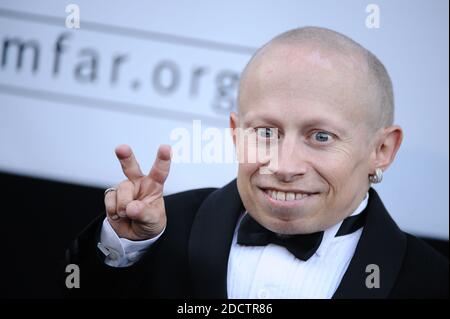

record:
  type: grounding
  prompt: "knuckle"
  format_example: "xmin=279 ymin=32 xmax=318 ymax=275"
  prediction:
xmin=117 ymin=180 xmax=134 ymax=195
xmin=119 ymin=179 xmax=132 ymax=188
xmin=116 ymin=198 xmax=128 ymax=211
xmin=105 ymin=197 xmax=115 ymax=209
xmin=104 ymin=193 xmax=116 ymax=213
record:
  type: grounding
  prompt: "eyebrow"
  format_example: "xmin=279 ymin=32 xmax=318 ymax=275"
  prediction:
xmin=241 ymin=113 xmax=284 ymax=128
xmin=301 ymin=119 xmax=348 ymax=135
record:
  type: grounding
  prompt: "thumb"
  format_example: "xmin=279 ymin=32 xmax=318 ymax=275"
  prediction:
xmin=125 ymin=199 xmax=165 ymax=224
xmin=125 ymin=199 xmax=166 ymax=238
xmin=125 ymin=200 xmax=146 ymax=220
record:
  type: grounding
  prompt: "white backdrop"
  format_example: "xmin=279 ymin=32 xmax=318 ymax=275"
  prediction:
xmin=0 ymin=0 xmax=448 ymax=239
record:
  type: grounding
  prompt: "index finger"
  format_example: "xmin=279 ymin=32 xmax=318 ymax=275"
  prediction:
xmin=115 ymin=144 xmax=144 ymax=182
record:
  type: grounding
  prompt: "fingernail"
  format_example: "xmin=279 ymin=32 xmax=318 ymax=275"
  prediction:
xmin=118 ymin=211 xmax=126 ymax=217
xmin=111 ymin=214 xmax=119 ymax=221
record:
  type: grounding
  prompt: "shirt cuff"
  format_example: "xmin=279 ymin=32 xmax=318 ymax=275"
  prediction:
xmin=98 ymin=217 xmax=164 ymax=267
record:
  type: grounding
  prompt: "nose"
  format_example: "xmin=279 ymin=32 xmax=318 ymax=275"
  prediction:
xmin=270 ymin=134 xmax=308 ymax=182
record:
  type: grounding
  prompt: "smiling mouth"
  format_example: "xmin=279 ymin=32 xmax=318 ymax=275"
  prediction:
xmin=260 ymin=188 xmax=319 ymax=202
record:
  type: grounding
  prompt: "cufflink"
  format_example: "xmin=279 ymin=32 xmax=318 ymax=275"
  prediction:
xmin=97 ymin=242 xmax=120 ymax=261
xmin=97 ymin=242 xmax=110 ymax=256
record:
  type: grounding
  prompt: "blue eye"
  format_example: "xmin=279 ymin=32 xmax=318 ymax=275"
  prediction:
xmin=314 ymin=131 xmax=331 ymax=142
xmin=257 ymin=128 xmax=276 ymax=139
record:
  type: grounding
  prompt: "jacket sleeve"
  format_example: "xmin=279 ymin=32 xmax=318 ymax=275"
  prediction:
xmin=62 ymin=187 xmax=217 ymax=298
xmin=62 ymin=212 xmax=162 ymax=298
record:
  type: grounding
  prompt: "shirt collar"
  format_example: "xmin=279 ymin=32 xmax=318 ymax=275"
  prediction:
xmin=315 ymin=192 xmax=369 ymax=258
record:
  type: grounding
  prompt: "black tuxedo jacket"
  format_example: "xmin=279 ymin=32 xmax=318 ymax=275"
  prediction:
xmin=65 ymin=179 xmax=448 ymax=298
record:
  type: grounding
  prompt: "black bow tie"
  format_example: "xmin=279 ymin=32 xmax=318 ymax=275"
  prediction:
xmin=237 ymin=209 xmax=367 ymax=261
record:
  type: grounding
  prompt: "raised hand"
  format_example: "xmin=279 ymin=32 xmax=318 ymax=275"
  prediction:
xmin=104 ymin=144 xmax=171 ymax=240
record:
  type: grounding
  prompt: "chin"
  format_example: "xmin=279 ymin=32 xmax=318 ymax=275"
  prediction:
xmin=260 ymin=215 xmax=316 ymax=235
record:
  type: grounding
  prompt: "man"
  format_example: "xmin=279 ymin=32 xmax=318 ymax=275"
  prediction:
xmin=65 ymin=27 xmax=448 ymax=298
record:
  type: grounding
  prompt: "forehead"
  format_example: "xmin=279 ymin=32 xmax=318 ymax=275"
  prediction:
xmin=239 ymin=44 xmax=369 ymax=129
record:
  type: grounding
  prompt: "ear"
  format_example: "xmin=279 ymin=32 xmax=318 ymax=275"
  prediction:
xmin=230 ymin=112 xmax=239 ymax=146
xmin=370 ymin=125 xmax=403 ymax=173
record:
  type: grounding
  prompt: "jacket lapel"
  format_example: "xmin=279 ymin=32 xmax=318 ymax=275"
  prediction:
xmin=332 ymin=188 xmax=407 ymax=298
xmin=188 ymin=179 xmax=244 ymax=298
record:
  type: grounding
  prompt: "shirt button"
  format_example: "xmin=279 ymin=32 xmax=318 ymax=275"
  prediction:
xmin=258 ymin=289 xmax=269 ymax=299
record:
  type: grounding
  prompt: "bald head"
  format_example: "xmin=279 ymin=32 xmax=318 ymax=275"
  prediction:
xmin=238 ymin=27 xmax=394 ymax=133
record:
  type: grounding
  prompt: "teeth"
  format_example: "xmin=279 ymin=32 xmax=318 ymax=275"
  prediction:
xmin=295 ymin=193 xmax=304 ymax=200
xmin=276 ymin=191 xmax=285 ymax=201
xmin=266 ymin=189 xmax=312 ymax=201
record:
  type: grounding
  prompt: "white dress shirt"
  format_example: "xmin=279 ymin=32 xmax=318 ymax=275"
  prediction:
xmin=99 ymin=194 xmax=368 ymax=298
xmin=98 ymin=219 xmax=164 ymax=267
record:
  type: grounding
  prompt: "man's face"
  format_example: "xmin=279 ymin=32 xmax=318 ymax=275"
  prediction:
xmin=233 ymin=44 xmax=375 ymax=234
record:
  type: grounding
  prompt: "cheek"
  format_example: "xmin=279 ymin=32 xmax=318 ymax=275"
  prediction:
xmin=237 ymin=140 xmax=266 ymax=165
xmin=314 ymin=149 xmax=368 ymax=191
xmin=238 ymin=162 xmax=259 ymax=183
xmin=237 ymin=142 xmax=269 ymax=179
xmin=237 ymin=164 xmax=263 ymax=212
